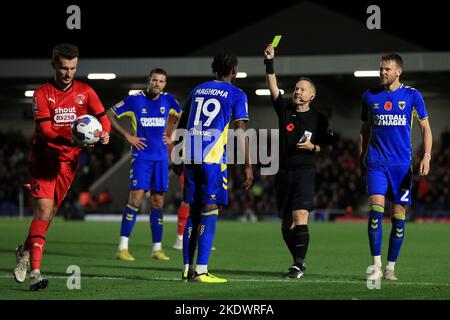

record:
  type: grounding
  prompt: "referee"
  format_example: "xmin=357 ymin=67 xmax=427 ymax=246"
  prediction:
xmin=264 ymin=43 xmax=333 ymax=279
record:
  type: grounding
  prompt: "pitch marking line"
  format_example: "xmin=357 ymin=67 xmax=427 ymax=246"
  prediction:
xmin=1 ymin=274 xmax=450 ymax=287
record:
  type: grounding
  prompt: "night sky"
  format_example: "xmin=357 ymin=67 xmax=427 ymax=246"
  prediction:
xmin=0 ymin=0 xmax=447 ymax=58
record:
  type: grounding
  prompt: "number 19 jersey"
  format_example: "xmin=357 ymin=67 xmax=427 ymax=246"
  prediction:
xmin=183 ymin=80 xmax=249 ymax=164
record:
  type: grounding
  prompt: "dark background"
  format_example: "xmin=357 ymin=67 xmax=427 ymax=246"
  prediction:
xmin=0 ymin=0 xmax=446 ymax=58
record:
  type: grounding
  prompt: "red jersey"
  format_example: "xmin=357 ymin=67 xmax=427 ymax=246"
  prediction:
xmin=31 ymin=80 xmax=109 ymax=161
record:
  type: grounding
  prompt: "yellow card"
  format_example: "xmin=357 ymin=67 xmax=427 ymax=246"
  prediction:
xmin=272 ymin=35 xmax=282 ymax=48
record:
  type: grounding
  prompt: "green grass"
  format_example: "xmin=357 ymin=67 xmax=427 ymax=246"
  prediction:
xmin=0 ymin=218 xmax=449 ymax=300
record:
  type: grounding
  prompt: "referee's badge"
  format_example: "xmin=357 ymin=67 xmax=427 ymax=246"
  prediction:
xmin=160 ymin=106 xmax=166 ymax=114
xmin=398 ymin=101 xmax=406 ymax=110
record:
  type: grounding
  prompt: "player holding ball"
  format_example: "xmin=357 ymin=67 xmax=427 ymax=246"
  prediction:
xmin=13 ymin=43 xmax=111 ymax=291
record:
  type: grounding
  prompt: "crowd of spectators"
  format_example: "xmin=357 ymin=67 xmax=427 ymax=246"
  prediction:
xmin=411 ymin=127 xmax=450 ymax=218
xmin=0 ymin=129 xmax=30 ymax=216
xmin=2 ymin=127 xmax=449 ymax=220
xmin=0 ymin=129 xmax=124 ymax=218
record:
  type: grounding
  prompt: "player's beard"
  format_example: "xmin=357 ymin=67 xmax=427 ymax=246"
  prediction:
xmin=146 ymin=87 xmax=160 ymax=98
xmin=380 ymin=76 xmax=391 ymax=87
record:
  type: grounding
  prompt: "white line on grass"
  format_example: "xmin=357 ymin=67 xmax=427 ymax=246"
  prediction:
xmin=1 ymin=274 xmax=450 ymax=287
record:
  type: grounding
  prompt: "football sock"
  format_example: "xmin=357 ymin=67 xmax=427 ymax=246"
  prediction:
xmin=388 ymin=212 xmax=406 ymax=263
xmin=26 ymin=219 xmax=49 ymax=271
xmin=196 ymin=264 xmax=208 ymax=275
xmin=197 ymin=209 xmax=218 ymax=265
xmin=118 ymin=236 xmax=129 ymax=250
xmin=368 ymin=204 xmax=384 ymax=258
xmin=150 ymin=208 xmax=163 ymax=244
xmin=386 ymin=261 xmax=396 ymax=271
xmin=177 ymin=203 xmax=189 ymax=237
xmin=373 ymin=255 xmax=382 ymax=268
xmin=281 ymin=227 xmax=296 ymax=261
xmin=293 ymin=224 xmax=309 ymax=267
xmin=120 ymin=203 xmax=139 ymax=238
xmin=153 ymin=242 xmax=162 ymax=251
xmin=183 ymin=216 xmax=200 ymax=266
xmin=182 ymin=217 xmax=193 ymax=266
xmin=184 ymin=264 xmax=194 ymax=273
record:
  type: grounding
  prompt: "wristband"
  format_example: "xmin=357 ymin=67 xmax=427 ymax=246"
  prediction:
xmin=424 ymin=153 xmax=431 ymax=159
xmin=264 ymin=59 xmax=274 ymax=74
xmin=312 ymin=144 xmax=317 ymax=152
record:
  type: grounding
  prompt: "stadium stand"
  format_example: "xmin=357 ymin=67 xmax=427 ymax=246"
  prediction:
xmin=2 ymin=127 xmax=449 ymax=221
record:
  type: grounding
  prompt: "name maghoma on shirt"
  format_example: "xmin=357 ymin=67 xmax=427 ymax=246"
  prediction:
xmin=195 ymin=88 xmax=229 ymax=98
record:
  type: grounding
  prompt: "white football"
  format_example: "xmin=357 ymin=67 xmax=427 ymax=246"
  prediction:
xmin=71 ymin=114 xmax=103 ymax=145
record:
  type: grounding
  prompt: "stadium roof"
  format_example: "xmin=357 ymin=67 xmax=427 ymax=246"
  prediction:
xmin=1 ymin=1 xmax=450 ymax=126
xmin=191 ymin=1 xmax=425 ymax=56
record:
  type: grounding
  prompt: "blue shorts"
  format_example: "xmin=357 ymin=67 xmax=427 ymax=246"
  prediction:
xmin=130 ymin=158 xmax=168 ymax=192
xmin=183 ymin=163 xmax=228 ymax=205
xmin=366 ymin=164 xmax=412 ymax=205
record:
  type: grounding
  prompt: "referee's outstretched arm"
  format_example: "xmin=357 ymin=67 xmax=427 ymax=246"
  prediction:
xmin=264 ymin=44 xmax=280 ymax=100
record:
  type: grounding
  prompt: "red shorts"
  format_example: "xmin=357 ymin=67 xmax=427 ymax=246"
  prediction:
xmin=28 ymin=156 xmax=79 ymax=208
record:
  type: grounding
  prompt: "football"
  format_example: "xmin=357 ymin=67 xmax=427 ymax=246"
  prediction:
xmin=71 ymin=114 xmax=103 ymax=145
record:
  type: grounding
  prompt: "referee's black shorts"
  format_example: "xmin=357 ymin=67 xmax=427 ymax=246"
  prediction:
xmin=275 ymin=167 xmax=315 ymax=219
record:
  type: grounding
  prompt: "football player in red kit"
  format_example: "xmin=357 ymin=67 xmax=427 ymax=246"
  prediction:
xmin=13 ymin=43 xmax=111 ymax=291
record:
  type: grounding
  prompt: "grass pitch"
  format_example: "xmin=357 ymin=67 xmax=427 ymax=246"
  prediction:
xmin=0 ymin=218 xmax=449 ymax=300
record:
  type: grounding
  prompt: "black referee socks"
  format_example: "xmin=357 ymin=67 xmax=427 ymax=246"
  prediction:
xmin=293 ymin=224 xmax=310 ymax=267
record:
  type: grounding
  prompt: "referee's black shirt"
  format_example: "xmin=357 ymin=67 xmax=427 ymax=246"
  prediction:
xmin=272 ymin=92 xmax=330 ymax=168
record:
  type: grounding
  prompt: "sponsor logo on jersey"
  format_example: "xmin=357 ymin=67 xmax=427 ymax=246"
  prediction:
xmin=384 ymin=101 xmax=392 ymax=111
xmin=140 ymin=117 xmax=166 ymax=127
xmin=113 ymin=101 xmax=125 ymax=109
xmin=75 ymin=94 xmax=86 ymax=105
xmin=160 ymin=106 xmax=165 ymax=114
xmin=398 ymin=101 xmax=406 ymax=110
xmin=53 ymin=106 xmax=77 ymax=124
xmin=188 ymin=127 xmax=212 ymax=137
xmin=373 ymin=114 xmax=407 ymax=126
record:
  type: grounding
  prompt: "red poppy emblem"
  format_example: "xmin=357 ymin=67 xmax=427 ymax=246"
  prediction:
xmin=286 ymin=123 xmax=295 ymax=132
xmin=384 ymin=101 xmax=392 ymax=111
